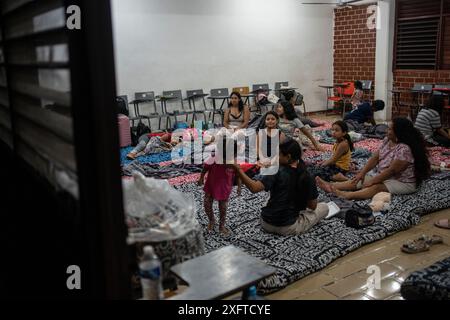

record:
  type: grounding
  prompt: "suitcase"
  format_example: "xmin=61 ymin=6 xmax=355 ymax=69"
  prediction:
xmin=118 ymin=114 xmax=132 ymax=147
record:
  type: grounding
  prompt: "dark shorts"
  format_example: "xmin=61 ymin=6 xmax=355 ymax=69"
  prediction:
xmin=316 ymin=165 xmax=348 ymax=181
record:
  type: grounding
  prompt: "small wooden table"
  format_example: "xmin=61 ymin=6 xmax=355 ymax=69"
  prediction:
xmin=168 ymin=245 xmax=276 ymax=300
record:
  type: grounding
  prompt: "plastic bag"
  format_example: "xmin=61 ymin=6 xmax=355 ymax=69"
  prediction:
xmin=123 ymin=171 xmax=199 ymax=242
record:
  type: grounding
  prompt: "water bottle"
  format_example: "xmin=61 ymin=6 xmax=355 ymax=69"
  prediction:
xmin=139 ymin=245 xmax=163 ymax=300
xmin=247 ymin=285 xmax=264 ymax=300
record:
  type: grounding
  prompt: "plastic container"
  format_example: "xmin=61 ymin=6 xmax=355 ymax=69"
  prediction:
xmin=139 ymin=245 xmax=163 ymax=300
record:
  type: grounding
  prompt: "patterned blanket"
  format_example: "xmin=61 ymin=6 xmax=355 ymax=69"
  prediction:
xmin=175 ymin=175 xmax=450 ymax=294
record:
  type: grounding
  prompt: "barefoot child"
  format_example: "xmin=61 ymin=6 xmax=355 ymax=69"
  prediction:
xmin=198 ymin=138 xmax=241 ymax=235
xmin=317 ymin=120 xmax=354 ymax=182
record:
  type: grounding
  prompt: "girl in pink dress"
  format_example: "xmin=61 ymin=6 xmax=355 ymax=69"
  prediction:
xmin=198 ymin=139 xmax=241 ymax=235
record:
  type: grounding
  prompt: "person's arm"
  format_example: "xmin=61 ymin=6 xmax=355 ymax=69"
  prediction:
xmin=237 ymin=176 xmax=242 ymax=196
xmin=437 ymin=127 xmax=450 ymax=139
xmin=300 ymin=127 xmax=323 ymax=151
xmin=352 ymin=151 xmax=379 ymax=184
xmin=365 ymin=159 xmax=409 ymax=187
xmin=321 ymin=141 xmax=349 ymax=166
xmin=231 ymin=165 xmax=265 ymax=193
xmin=238 ymin=105 xmax=250 ymax=129
xmin=368 ymin=117 xmax=377 ymax=126
xmin=223 ymin=108 xmax=230 ymax=129
xmin=307 ymin=199 xmax=318 ymax=211
xmin=197 ymin=167 xmax=208 ymax=185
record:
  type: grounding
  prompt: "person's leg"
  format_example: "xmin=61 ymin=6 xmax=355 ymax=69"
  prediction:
xmin=316 ymin=176 xmax=358 ymax=193
xmin=204 ymin=193 xmax=215 ymax=231
xmin=294 ymin=203 xmax=329 ymax=234
xmin=332 ymin=183 xmax=388 ymax=200
xmin=128 ymin=134 xmax=150 ymax=158
xmin=331 ymin=172 xmax=349 ymax=182
xmin=218 ymin=200 xmax=230 ymax=235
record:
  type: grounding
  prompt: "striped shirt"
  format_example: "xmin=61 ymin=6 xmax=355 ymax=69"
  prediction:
xmin=414 ymin=108 xmax=441 ymax=141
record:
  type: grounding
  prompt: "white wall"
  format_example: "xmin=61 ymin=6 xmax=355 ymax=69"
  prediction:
xmin=111 ymin=0 xmax=334 ymax=117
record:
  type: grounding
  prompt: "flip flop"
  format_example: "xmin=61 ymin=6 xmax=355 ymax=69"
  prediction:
xmin=435 ymin=219 xmax=450 ymax=230
xmin=401 ymin=239 xmax=429 ymax=254
xmin=418 ymin=234 xmax=444 ymax=245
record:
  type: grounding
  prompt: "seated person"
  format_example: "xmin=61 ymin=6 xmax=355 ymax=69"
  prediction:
xmin=415 ymin=95 xmax=450 ymax=148
xmin=282 ymin=90 xmax=320 ymax=128
xmin=316 ymin=118 xmax=430 ymax=200
xmin=229 ymin=139 xmax=328 ymax=236
xmin=350 ymin=80 xmax=364 ymax=109
xmin=344 ymin=100 xmax=385 ymax=126
xmin=223 ymin=91 xmax=250 ymax=130
xmin=276 ymin=100 xmax=324 ymax=151
xmin=318 ymin=120 xmax=354 ymax=182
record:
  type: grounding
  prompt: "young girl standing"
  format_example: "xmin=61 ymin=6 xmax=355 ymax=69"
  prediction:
xmin=198 ymin=138 xmax=241 ymax=235
xmin=318 ymin=120 xmax=354 ymax=182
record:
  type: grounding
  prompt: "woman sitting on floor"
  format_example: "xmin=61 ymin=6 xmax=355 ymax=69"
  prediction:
xmin=229 ymin=139 xmax=329 ymax=236
xmin=223 ymin=91 xmax=250 ymax=130
xmin=281 ymin=90 xmax=320 ymax=128
xmin=276 ymin=100 xmax=324 ymax=151
xmin=316 ymin=117 xmax=431 ymax=200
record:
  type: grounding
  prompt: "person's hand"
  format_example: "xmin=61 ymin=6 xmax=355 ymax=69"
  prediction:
xmin=352 ymin=172 xmax=365 ymax=185
xmin=197 ymin=177 xmax=204 ymax=186
xmin=315 ymin=144 xmax=325 ymax=152
xmin=237 ymin=186 xmax=242 ymax=197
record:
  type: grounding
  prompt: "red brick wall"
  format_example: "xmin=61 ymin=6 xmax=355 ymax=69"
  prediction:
xmin=334 ymin=5 xmax=376 ymax=100
xmin=393 ymin=70 xmax=450 ymax=117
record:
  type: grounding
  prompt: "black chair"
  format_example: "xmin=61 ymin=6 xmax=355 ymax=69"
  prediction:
xmin=158 ymin=90 xmax=190 ymax=130
xmin=185 ymin=89 xmax=209 ymax=122
xmin=129 ymin=91 xmax=159 ymax=129
xmin=208 ymin=88 xmax=229 ymax=124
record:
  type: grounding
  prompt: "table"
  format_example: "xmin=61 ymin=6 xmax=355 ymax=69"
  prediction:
xmin=168 ymin=245 xmax=276 ymax=300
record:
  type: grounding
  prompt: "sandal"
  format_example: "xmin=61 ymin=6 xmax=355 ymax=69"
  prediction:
xmin=418 ymin=234 xmax=444 ymax=245
xmin=435 ymin=219 xmax=450 ymax=230
xmin=401 ymin=239 xmax=429 ymax=254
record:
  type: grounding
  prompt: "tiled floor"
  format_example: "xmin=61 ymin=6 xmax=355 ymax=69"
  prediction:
xmin=267 ymin=208 xmax=450 ymax=300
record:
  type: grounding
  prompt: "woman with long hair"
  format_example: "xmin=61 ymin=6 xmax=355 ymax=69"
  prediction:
xmin=276 ymin=100 xmax=323 ymax=151
xmin=316 ymin=117 xmax=430 ymax=200
xmin=223 ymin=91 xmax=250 ymax=130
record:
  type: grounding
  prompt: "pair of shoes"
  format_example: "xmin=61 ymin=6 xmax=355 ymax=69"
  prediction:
xmin=401 ymin=234 xmax=444 ymax=254
xmin=435 ymin=219 xmax=450 ymax=229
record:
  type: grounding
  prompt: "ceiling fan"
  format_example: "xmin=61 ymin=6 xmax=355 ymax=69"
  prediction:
xmin=301 ymin=0 xmax=367 ymax=8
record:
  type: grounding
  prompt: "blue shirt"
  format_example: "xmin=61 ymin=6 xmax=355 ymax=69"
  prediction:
xmin=344 ymin=102 xmax=373 ymax=124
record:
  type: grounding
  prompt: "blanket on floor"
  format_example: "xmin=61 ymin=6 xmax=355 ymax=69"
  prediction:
xmin=174 ymin=175 xmax=450 ymax=295
xmin=401 ymin=256 xmax=450 ymax=300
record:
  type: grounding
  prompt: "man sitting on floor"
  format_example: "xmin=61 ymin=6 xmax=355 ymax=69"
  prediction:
xmin=344 ymin=100 xmax=385 ymax=127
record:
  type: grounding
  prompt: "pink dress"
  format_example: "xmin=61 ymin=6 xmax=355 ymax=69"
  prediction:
xmin=203 ymin=163 xmax=235 ymax=201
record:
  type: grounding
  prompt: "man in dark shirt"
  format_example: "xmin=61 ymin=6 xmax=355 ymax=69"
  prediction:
xmin=230 ymin=139 xmax=328 ymax=235
xmin=344 ymin=100 xmax=385 ymax=125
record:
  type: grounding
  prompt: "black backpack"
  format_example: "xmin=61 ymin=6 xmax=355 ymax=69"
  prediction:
xmin=131 ymin=121 xmax=151 ymax=146
xmin=116 ymin=97 xmax=129 ymax=116
xmin=343 ymin=203 xmax=375 ymax=229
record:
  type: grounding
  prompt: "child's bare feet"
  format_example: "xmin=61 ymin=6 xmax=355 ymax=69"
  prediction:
xmin=207 ymin=220 xmax=215 ymax=232
xmin=330 ymin=185 xmax=350 ymax=199
xmin=332 ymin=173 xmax=348 ymax=182
xmin=219 ymin=226 xmax=230 ymax=236
xmin=315 ymin=176 xmax=333 ymax=193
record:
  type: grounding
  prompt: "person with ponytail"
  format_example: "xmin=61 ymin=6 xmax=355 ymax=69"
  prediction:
xmin=229 ymin=139 xmax=329 ymax=235
xmin=316 ymin=117 xmax=431 ymax=200
xmin=317 ymin=120 xmax=354 ymax=182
